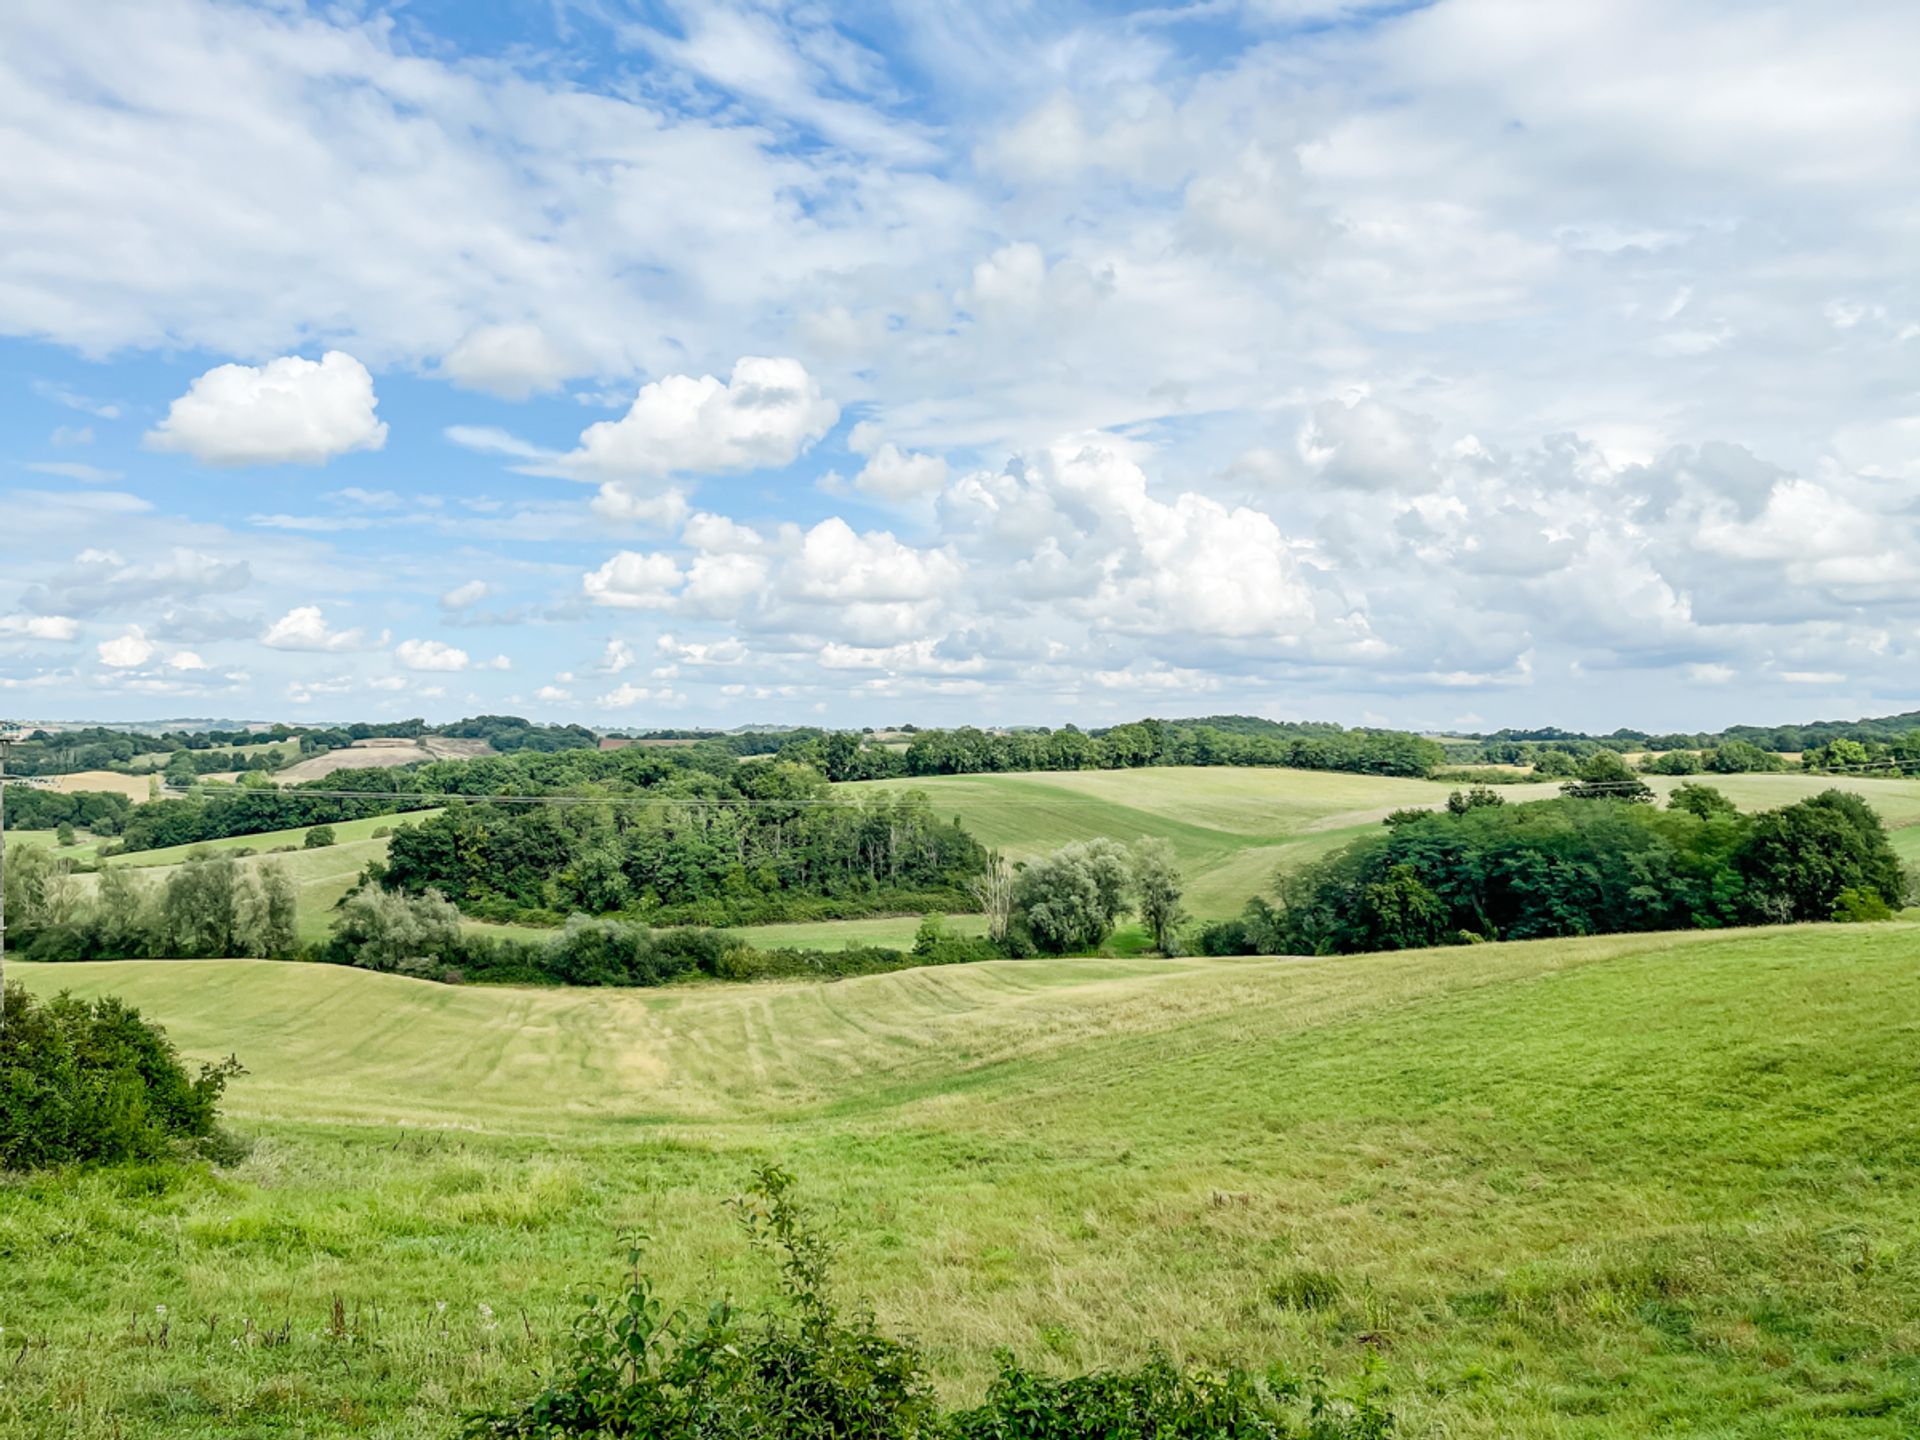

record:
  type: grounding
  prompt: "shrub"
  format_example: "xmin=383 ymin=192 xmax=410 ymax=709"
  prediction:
xmin=464 ymin=1168 xmax=1394 ymax=1440
xmin=0 ymin=983 xmax=244 ymax=1170
xmin=304 ymin=824 xmax=337 ymax=849
xmin=1831 ymin=886 xmax=1895 ymax=923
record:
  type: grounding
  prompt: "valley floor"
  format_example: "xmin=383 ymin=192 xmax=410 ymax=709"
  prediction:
xmin=9 ymin=922 xmax=1920 ymax=1437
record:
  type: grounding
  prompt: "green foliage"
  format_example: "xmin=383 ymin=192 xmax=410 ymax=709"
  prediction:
xmin=1 ymin=784 xmax=133 ymax=834
xmin=13 ymin=853 xmax=302 ymax=962
xmin=1558 ymin=751 xmax=1654 ymax=803
xmin=303 ymin=824 xmax=337 ymax=849
xmin=1131 ymin=837 xmax=1188 ymax=954
xmin=464 ymin=1168 xmax=1392 ymax=1440
xmin=1445 ymin=786 xmax=1505 ymax=814
xmin=1261 ymin=789 xmax=1905 ymax=954
xmin=0 ymin=982 xmax=243 ymax=1170
xmin=379 ymin=770 xmax=986 ymax=926
xmin=1733 ymin=790 xmax=1905 ymax=923
xmin=1831 ymin=887 xmax=1895 ymax=923
xmin=1011 ymin=839 xmax=1134 ymax=954
xmin=1668 ymin=782 xmax=1738 ymax=819
xmin=1706 ymin=739 xmax=1788 ymax=774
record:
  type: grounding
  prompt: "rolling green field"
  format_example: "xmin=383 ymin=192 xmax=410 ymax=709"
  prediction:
xmin=18 ymin=766 xmax=1920 ymax=951
xmin=842 ymin=766 xmax=1920 ymax=920
xmin=9 ymin=922 xmax=1920 ymax=1437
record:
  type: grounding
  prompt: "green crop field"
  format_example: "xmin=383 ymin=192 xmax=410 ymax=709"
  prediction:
xmin=9 ymin=922 xmax=1920 ymax=1437
xmin=839 ymin=766 xmax=1920 ymax=920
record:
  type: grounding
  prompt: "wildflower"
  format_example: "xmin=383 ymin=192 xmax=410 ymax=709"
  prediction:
xmin=155 ymin=1305 xmax=168 ymax=1318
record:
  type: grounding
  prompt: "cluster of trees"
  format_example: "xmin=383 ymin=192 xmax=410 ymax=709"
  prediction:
xmin=1199 ymin=786 xmax=1907 ymax=956
xmin=1636 ymin=739 xmax=1790 ymax=776
xmin=4 ymin=848 xmax=300 ymax=963
xmin=318 ymin=889 xmax=1007 ymax=987
xmin=1 ymin=785 xmax=134 ymax=834
xmin=1467 ymin=707 xmax=1920 ymax=760
xmin=1 ymin=983 xmax=244 ymax=1170
xmin=985 ymin=837 xmax=1187 ymax=954
xmin=0 ymin=724 xmax=298 ymax=778
xmin=785 ymin=717 xmax=1446 ymax=783
xmin=115 ymin=770 xmax=438 ymax=852
xmin=375 ymin=764 xmax=988 ymax=926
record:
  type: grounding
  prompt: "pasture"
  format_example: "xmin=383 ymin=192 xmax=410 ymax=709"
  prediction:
xmin=20 ymin=765 xmax=1920 ymax=951
xmin=8 ymin=921 xmax=1920 ymax=1437
xmin=841 ymin=766 xmax=1920 ymax=920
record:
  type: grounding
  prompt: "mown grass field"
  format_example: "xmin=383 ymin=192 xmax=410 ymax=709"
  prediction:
xmin=9 ymin=922 xmax=1920 ymax=1437
xmin=842 ymin=766 xmax=1920 ymax=920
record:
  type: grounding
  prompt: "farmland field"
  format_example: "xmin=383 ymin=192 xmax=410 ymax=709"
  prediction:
xmin=840 ymin=766 xmax=1920 ymax=920
xmin=10 ymin=921 xmax=1920 ymax=1437
xmin=25 ymin=766 xmax=1920 ymax=950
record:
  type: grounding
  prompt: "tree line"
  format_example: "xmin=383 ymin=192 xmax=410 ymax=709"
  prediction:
xmin=784 ymin=718 xmax=1448 ymax=782
xmin=374 ymin=763 xmax=988 ymax=927
xmin=1199 ymin=784 xmax=1908 ymax=956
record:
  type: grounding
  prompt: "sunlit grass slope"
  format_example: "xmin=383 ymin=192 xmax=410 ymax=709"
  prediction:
xmin=843 ymin=766 xmax=1920 ymax=919
xmin=10 ymin=922 xmax=1920 ymax=1437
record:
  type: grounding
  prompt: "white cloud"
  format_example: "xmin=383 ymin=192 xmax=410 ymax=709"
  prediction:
xmin=261 ymin=605 xmax=371 ymax=653
xmin=441 ymin=580 xmax=493 ymax=609
xmin=441 ymin=323 xmax=575 ymax=399
xmin=567 ymin=358 xmax=838 ymax=477
xmin=97 ymin=625 xmax=153 ymax=667
xmin=1299 ymin=396 xmax=1438 ymax=492
xmin=535 ymin=684 xmax=574 ymax=703
xmin=166 ymin=650 xmax=208 ymax=671
xmin=0 ymin=614 xmax=79 ymax=641
xmin=583 ymin=551 xmax=684 ymax=609
xmin=851 ymin=441 xmax=949 ymax=501
xmin=591 ymin=483 xmax=692 ymax=528
xmin=786 ymin=518 xmax=959 ymax=603
xmin=25 ymin=461 xmax=123 ymax=483
xmin=146 ymin=351 xmax=387 ymax=466
xmin=395 ymin=638 xmax=471 ymax=672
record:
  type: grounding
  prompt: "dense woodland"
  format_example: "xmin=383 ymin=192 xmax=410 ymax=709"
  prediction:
xmin=1201 ymin=785 xmax=1907 ymax=956
xmin=377 ymin=765 xmax=988 ymax=926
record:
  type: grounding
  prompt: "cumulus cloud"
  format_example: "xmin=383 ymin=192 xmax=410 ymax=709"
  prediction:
xmin=0 ymin=614 xmax=79 ymax=641
xmin=583 ymin=551 xmax=684 ymax=609
xmin=441 ymin=323 xmax=575 ymax=399
xmin=97 ymin=625 xmax=153 ymax=667
xmin=395 ymin=638 xmax=472 ymax=672
xmin=261 ymin=605 xmax=372 ymax=652
xmin=567 ymin=358 xmax=838 ymax=477
xmin=851 ymin=441 xmax=949 ymax=501
xmin=146 ymin=351 xmax=387 ymax=466
xmin=441 ymin=580 xmax=493 ymax=610
xmin=1299 ymin=396 xmax=1438 ymax=492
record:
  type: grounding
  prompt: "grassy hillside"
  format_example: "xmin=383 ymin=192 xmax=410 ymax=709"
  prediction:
xmin=9 ymin=923 xmax=1920 ymax=1437
xmin=22 ymin=767 xmax=1919 ymax=952
xmin=841 ymin=766 xmax=1920 ymax=920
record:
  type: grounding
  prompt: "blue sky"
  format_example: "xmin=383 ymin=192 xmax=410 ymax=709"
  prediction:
xmin=3 ymin=0 xmax=1918 ymax=733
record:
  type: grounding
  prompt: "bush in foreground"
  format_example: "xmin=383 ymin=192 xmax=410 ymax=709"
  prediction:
xmin=465 ymin=1167 xmax=1391 ymax=1440
xmin=0 ymin=982 xmax=244 ymax=1170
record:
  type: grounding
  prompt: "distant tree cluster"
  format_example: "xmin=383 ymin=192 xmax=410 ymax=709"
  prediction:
xmin=1198 ymin=787 xmax=1907 ymax=956
xmin=4 ymin=849 xmax=299 ymax=962
xmin=0 ymin=724 xmax=297 ymax=778
xmin=1 ymin=785 xmax=134 ymax=834
xmin=784 ymin=717 xmax=1446 ymax=782
xmin=376 ymin=763 xmax=988 ymax=927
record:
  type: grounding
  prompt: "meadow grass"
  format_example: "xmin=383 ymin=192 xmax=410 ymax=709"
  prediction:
xmin=7 ymin=922 xmax=1920 ymax=1437
xmin=21 ymin=767 xmax=1920 ymax=950
xmin=841 ymin=766 xmax=1920 ymax=919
